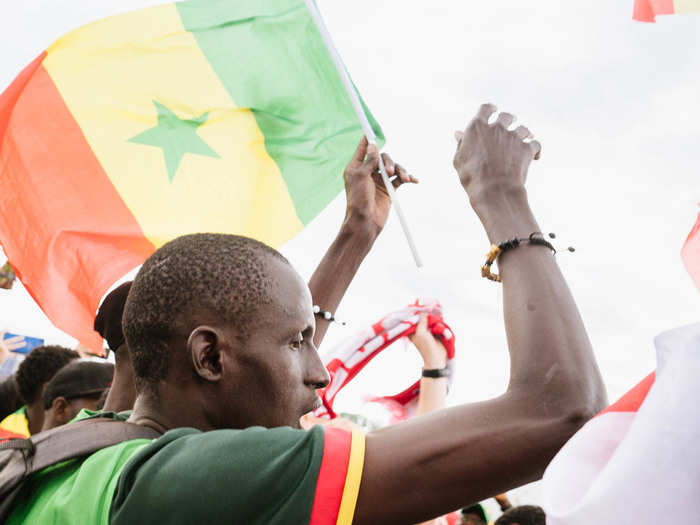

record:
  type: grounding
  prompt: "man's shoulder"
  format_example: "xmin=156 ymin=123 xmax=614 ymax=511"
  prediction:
xmin=7 ymin=429 xmax=153 ymax=525
xmin=110 ymin=425 xmax=332 ymax=524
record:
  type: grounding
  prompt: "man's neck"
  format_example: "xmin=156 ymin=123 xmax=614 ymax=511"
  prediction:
xmin=25 ymin=401 xmax=44 ymax=435
xmin=127 ymin=385 xmax=216 ymax=433
xmin=102 ymin=347 xmax=136 ymax=412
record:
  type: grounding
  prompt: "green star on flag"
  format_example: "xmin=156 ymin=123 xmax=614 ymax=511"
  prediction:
xmin=129 ymin=100 xmax=220 ymax=181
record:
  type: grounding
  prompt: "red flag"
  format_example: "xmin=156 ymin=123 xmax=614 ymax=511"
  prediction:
xmin=634 ymin=0 xmax=700 ymax=22
xmin=681 ymin=209 xmax=700 ymax=292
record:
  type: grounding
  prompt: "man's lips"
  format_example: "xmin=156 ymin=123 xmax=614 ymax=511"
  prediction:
xmin=305 ymin=394 xmax=322 ymax=414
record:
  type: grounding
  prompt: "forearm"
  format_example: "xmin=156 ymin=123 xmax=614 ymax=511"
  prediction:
xmin=356 ymin=192 xmax=606 ymax=524
xmin=474 ymin=189 xmax=606 ymax=413
xmin=308 ymin=218 xmax=376 ymax=347
xmin=416 ymin=377 xmax=448 ymax=416
xmin=415 ymin=340 xmax=448 ymax=416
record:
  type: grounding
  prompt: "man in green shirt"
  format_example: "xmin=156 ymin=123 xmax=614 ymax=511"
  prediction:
xmin=7 ymin=106 xmax=606 ymax=524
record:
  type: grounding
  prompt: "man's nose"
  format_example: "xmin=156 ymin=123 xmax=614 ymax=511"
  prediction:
xmin=305 ymin=347 xmax=330 ymax=389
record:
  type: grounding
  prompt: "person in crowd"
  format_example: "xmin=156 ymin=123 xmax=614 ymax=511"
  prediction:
xmin=460 ymin=504 xmax=489 ymax=525
xmin=411 ymin=314 xmax=455 ymax=525
xmin=493 ymin=505 xmax=546 ymax=525
xmin=411 ymin=314 xmax=450 ymax=417
xmin=40 ymin=360 xmax=114 ymax=431
xmin=0 ymin=375 xmax=22 ymax=421
xmin=0 ymin=345 xmax=78 ymax=437
xmin=94 ymin=281 xmax=137 ymax=412
xmin=6 ymin=105 xmax=605 ymax=524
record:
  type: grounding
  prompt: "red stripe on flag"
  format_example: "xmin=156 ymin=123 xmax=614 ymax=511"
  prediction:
xmin=0 ymin=63 xmax=155 ymax=349
xmin=633 ymin=0 xmax=674 ymax=21
xmin=681 ymin=210 xmax=700 ymax=293
xmin=309 ymin=427 xmax=352 ymax=525
xmin=0 ymin=52 xmax=46 ymax=139
xmin=599 ymin=372 xmax=655 ymax=415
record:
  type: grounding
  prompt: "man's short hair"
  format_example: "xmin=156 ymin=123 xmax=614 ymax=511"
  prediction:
xmin=14 ymin=346 xmax=79 ymax=403
xmin=42 ymin=360 xmax=114 ymax=410
xmin=494 ymin=505 xmax=546 ymax=525
xmin=123 ymin=233 xmax=288 ymax=393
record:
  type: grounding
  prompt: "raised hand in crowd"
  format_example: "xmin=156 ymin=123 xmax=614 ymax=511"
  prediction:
xmin=0 ymin=331 xmax=26 ymax=380
xmin=352 ymin=105 xmax=606 ymax=524
xmin=309 ymin=137 xmax=417 ymax=346
xmin=409 ymin=315 xmax=449 ymax=416
xmin=0 ymin=331 xmax=26 ymax=361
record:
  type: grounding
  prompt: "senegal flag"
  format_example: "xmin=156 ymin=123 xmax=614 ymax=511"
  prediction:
xmin=634 ymin=0 xmax=700 ymax=21
xmin=0 ymin=0 xmax=383 ymax=348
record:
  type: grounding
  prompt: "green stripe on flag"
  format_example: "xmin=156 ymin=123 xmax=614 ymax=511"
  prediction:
xmin=176 ymin=0 xmax=384 ymax=225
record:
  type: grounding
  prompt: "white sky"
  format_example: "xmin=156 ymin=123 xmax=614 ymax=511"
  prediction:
xmin=1 ymin=0 xmax=699 ymax=509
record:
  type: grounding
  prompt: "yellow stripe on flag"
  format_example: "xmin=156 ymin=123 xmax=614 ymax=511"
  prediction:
xmin=674 ymin=0 xmax=700 ymax=12
xmin=336 ymin=428 xmax=365 ymax=525
xmin=43 ymin=3 xmax=303 ymax=249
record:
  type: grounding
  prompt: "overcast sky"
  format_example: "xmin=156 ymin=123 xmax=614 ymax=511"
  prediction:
xmin=1 ymin=0 xmax=699 ymax=508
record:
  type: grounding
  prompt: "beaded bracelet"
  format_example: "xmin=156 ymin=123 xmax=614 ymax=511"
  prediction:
xmin=482 ymin=232 xmax=573 ymax=283
xmin=313 ymin=305 xmax=346 ymax=325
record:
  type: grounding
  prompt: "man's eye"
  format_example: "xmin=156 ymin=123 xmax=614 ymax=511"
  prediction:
xmin=289 ymin=334 xmax=303 ymax=351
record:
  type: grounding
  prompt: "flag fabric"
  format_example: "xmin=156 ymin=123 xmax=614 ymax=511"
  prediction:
xmin=542 ymin=323 xmax=700 ymax=524
xmin=681 ymin=209 xmax=700 ymax=292
xmin=0 ymin=0 xmax=383 ymax=348
xmin=314 ymin=300 xmax=456 ymax=420
xmin=633 ymin=0 xmax=700 ymax=21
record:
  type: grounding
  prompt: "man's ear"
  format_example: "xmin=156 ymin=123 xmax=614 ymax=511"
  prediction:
xmin=187 ymin=326 xmax=226 ymax=383
xmin=52 ymin=396 xmax=71 ymax=424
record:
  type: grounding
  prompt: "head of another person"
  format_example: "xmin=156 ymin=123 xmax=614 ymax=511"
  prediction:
xmin=460 ymin=504 xmax=488 ymax=525
xmin=94 ymin=281 xmax=131 ymax=357
xmin=94 ymin=281 xmax=136 ymax=412
xmin=41 ymin=360 xmax=114 ymax=431
xmin=14 ymin=345 xmax=79 ymax=433
xmin=122 ymin=233 xmax=330 ymax=430
xmin=494 ymin=505 xmax=546 ymax=525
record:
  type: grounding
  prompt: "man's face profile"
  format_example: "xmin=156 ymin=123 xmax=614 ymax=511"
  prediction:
xmin=215 ymin=257 xmax=329 ymax=429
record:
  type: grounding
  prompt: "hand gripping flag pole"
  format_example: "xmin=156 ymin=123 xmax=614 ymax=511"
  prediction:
xmin=304 ymin=0 xmax=423 ymax=267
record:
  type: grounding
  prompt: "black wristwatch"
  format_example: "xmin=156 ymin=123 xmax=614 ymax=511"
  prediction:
xmin=422 ymin=367 xmax=450 ymax=378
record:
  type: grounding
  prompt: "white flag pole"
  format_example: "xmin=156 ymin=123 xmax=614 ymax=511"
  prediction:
xmin=304 ymin=0 xmax=423 ymax=268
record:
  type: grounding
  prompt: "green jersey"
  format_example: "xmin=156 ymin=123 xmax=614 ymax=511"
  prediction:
xmin=8 ymin=411 xmax=365 ymax=525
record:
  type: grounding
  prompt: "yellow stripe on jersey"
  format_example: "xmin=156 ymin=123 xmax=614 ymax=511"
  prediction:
xmin=336 ymin=428 xmax=366 ymax=525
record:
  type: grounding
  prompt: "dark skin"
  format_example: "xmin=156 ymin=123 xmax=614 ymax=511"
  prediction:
xmin=129 ymin=106 xmax=606 ymax=523
xmin=102 ymin=344 xmax=136 ymax=413
xmin=41 ymin=394 xmax=103 ymax=431
xmin=354 ymin=105 xmax=606 ymax=523
xmin=310 ymin=137 xmax=416 ymax=346
xmin=25 ymin=395 xmax=46 ymax=435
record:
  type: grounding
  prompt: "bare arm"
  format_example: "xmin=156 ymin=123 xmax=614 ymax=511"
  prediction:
xmin=310 ymin=138 xmax=416 ymax=347
xmin=354 ymin=104 xmax=606 ymax=524
xmin=411 ymin=316 xmax=450 ymax=525
xmin=411 ymin=316 xmax=449 ymax=416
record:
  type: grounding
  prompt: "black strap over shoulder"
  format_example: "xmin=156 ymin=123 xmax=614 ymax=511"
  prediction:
xmin=0 ymin=418 xmax=161 ymax=521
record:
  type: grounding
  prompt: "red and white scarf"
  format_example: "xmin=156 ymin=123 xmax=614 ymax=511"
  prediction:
xmin=315 ymin=300 xmax=456 ymax=420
